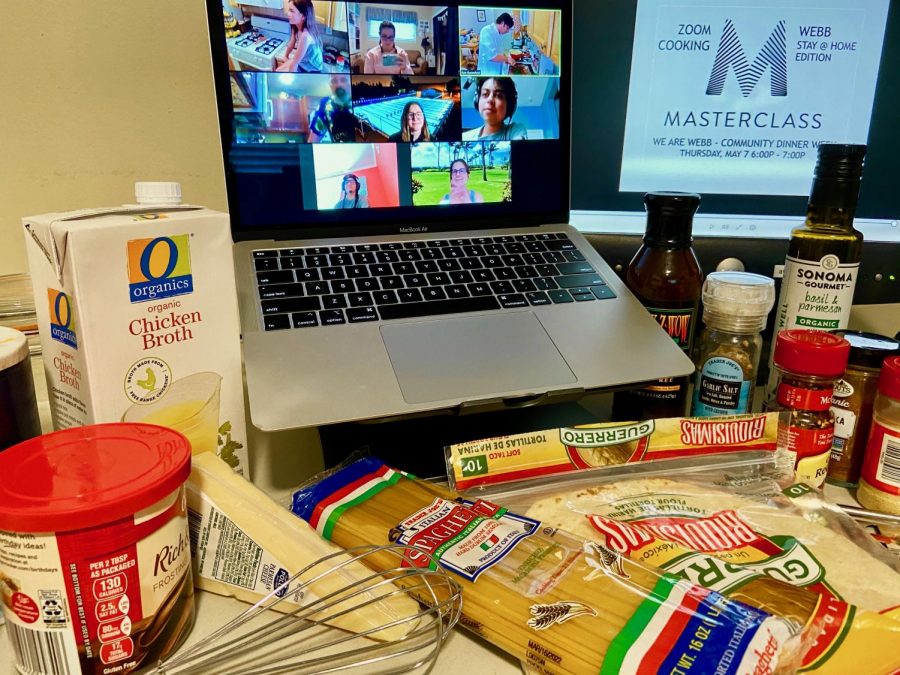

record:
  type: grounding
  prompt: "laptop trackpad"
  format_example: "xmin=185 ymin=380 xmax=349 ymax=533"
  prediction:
xmin=381 ymin=312 xmax=577 ymax=404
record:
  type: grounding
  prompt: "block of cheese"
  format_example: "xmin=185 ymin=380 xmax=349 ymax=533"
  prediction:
xmin=186 ymin=451 xmax=420 ymax=640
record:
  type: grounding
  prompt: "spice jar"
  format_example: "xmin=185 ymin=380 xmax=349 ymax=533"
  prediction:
xmin=691 ymin=272 xmax=775 ymax=417
xmin=0 ymin=325 xmax=41 ymax=450
xmin=765 ymin=329 xmax=850 ymax=487
xmin=858 ymin=356 xmax=900 ymax=514
xmin=827 ymin=331 xmax=900 ymax=487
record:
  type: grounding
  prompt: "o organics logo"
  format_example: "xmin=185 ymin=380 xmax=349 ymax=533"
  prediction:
xmin=48 ymin=289 xmax=77 ymax=348
xmin=127 ymin=235 xmax=193 ymax=303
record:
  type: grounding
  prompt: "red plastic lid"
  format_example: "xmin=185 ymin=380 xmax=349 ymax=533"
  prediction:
xmin=773 ymin=329 xmax=850 ymax=377
xmin=880 ymin=356 xmax=900 ymax=400
xmin=0 ymin=423 xmax=191 ymax=533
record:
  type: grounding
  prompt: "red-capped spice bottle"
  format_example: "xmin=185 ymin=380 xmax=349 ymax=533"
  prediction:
xmin=765 ymin=329 xmax=850 ymax=487
xmin=858 ymin=356 xmax=900 ymax=514
xmin=613 ymin=192 xmax=703 ymax=420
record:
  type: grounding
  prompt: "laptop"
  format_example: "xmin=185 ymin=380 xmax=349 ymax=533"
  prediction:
xmin=204 ymin=0 xmax=693 ymax=431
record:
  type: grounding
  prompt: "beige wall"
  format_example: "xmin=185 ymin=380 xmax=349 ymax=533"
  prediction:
xmin=0 ymin=1 xmax=227 ymax=275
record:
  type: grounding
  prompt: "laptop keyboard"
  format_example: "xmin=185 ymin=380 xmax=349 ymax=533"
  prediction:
xmin=252 ymin=233 xmax=616 ymax=330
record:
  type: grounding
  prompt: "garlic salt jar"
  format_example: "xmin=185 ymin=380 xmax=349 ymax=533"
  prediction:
xmin=0 ymin=423 xmax=194 ymax=674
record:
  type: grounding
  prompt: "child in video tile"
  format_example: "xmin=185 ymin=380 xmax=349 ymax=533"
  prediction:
xmin=462 ymin=77 xmax=527 ymax=141
xmin=388 ymin=101 xmax=431 ymax=142
xmin=439 ymin=160 xmax=485 ymax=204
xmin=309 ymin=74 xmax=355 ymax=142
xmin=477 ymin=13 xmax=515 ymax=75
xmin=334 ymin=174 xmax=369 ymax=209
xmin=276 ymin=0 xmax=324 ymax=73
xmin=364 ymin=21 xmax=414 ymax=74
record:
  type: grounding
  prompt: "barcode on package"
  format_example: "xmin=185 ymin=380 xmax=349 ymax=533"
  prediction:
xmin=876 ymin=438 xmax=900 ymax=488
xmin=8 ymin=622 xmax=72 ymax=675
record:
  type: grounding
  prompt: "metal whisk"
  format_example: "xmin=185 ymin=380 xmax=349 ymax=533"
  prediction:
xmin=157 ymin=545 xmax=463 ymax=675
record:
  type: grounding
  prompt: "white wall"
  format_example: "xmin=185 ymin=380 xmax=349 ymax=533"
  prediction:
xmin=0 ymin=1 xmax=227 ymax=276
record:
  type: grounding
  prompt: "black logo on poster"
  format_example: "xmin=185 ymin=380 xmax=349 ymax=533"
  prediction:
xmin=706 ymin=19 xmax=787 ymax=97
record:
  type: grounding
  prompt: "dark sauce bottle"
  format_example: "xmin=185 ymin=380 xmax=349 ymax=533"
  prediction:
xmin=613 ymin=192 xmax=704 ymax=420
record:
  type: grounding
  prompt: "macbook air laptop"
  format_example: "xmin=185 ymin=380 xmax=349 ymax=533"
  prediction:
xmin=204 ymin=0 xmax=693 ymax=431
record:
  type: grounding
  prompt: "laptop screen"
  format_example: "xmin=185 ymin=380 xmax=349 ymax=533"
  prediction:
xmin=206 ymin=1 xmax=571 ymax=241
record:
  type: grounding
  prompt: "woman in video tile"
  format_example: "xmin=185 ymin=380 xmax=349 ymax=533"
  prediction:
xmin=388 ymin=101 xmax=432 ymax=142
xmin=276 ymin=0 xmax=324 ymax=73
xmin=334 ymin=174 xmax=369 ymax=209
xmin=364 ymin=21 xmax=414 ymax=75
xmin=462 ymin=77 xmax=527 ymax=141
xmin=439 ymin=159 xmax=485 ymax=205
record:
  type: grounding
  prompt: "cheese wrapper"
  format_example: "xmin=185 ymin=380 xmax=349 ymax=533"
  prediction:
xmin=446 ymin=413 xmax=782 ymax=490
xmin=186 ymin=451 xmax=419 ymax=641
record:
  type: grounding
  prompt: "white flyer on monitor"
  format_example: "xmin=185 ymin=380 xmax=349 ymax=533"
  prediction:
xmin=619 ymin=0 xmax=889 ymax=196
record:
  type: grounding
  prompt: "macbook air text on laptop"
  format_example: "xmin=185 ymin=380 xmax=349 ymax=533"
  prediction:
xmin=204 ymin=0 xmax=693 ymax=430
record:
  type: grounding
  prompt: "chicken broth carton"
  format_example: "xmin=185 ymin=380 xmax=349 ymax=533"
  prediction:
xmin=23 ymin=184 xmax=248 ymax=474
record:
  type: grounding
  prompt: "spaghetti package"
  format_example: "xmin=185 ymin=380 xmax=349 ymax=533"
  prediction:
xmin=491 ymin=458 xmax=900 ymax=673
xmin=445 ymin=413 xmax=782 ymax=490
xmin=291 ymin=458 xmax=811 ymax=674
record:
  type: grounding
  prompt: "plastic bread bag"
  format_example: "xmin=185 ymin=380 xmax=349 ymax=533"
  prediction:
xmin=289 ymin=457 xmax=811 ymax=674
xmin=482 ymin=452 xmax=900 ymax=673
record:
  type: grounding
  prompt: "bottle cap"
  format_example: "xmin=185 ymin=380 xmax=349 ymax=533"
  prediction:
xmin=815 ymin=144 xmax=866 ymax=178
xmin=642 ymin=192 xmax=700 ymax=246
xmin=830 ymin=330 xmax=900 ymax=370
xmin=0 ymin=423 xmax=191 ymax=533
xmin=774 ymin=329 xmax=850 ymax=378
xmin=135 ymin=181 xmax=182 ymax=206
xmin=880 ymin=356 xmax=900 ymax=400
xmin=702 ymin=272 xmax=775 ymax=319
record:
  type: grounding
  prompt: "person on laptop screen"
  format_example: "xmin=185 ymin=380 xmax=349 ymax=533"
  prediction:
xmin=478 ymin=12 xmax=515 ymax=75
xmin=309 ymin=74 xmax=355 ymax=143
xmin=364 ymin=21 xmax=414 ymax=75
xmin=389 ymin=101 xmax=431 ymax=143
xmin=334 ymin=174 xmax=369 ymax=209
xmin=439 ymin=160 xmax=485 ymax=205
xmin=276 ymin=0 xmax=324 ymax=73
xmin=462 ymin=77 xmax=526 ymax=141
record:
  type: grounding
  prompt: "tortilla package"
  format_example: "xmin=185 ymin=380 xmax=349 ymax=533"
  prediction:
xmin=502 ymin=465 xmax=900 ymax=673
xmin=446 ymin=413 xmax=782 ymax=490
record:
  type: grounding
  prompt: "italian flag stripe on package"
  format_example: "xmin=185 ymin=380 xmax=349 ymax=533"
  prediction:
xmin=290 ymin=458 xmax=808 ymax=674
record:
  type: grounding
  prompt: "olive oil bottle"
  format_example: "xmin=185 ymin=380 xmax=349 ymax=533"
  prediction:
xmin=767 ymin=144 xmax=866 ymax=395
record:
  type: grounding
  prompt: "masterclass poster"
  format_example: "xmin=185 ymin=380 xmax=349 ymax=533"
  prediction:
xmin=619 ymin=0 xmax=889 ymax=195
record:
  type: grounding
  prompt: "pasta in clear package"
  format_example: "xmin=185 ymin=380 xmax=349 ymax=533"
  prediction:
xmin=290 ymin=457 xmax=811 ymax=674
xmin=485 ymin=454 xmax=900 ymax=674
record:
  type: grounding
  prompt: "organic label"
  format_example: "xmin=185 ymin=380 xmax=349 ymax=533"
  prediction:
xmin=775 ymin=255 xmax=858 ymax=332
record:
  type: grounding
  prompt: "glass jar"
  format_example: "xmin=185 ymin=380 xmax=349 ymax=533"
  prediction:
xmin=765 ymin=329 xmax=850 ymax=487
xmin=827 ymin=331 xmax=900 ymax=487
xmin=691 ymin=272 xmax=775 ymax=417
xmin=858 ymin=356 xmax=900 ymax=514
xmin=0 ymin=326 xmax=42 ymax=450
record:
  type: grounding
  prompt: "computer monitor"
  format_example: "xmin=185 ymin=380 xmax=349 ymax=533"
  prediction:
xmin=568 ymin=0 xmax=899 ymax=304
xmin=207 ymin=0 xmax=571 ymax=242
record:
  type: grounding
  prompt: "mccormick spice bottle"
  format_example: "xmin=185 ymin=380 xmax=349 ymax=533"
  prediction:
xmin=691 ymin=272 xmax=775 ymax=417
xmin=765 ymin=329 xmax=850 ymax=488
xmin=858 ymin=356 xmax=900 ymax=515
xmin=827 ymin=331 xmax=900 ymax=487
xmin=613 ymin=192 xmax=703 ymax=420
